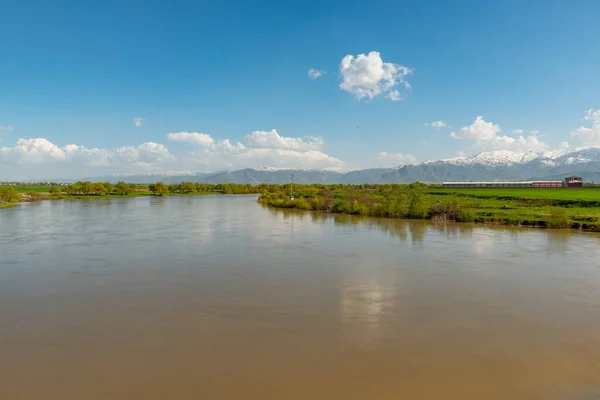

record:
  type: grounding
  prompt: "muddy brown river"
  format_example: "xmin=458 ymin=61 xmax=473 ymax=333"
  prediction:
xmin=1 ymin=195 xmax=600 ymax=399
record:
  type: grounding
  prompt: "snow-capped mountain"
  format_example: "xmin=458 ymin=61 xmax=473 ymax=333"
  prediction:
xmin=85 ymin=146 xmax=600 ymax=184
xmin=424 ymin=150 xmax=543 ymax=167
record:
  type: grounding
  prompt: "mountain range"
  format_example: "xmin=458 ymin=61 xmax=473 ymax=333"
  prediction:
xmin=89 ymin=146 xmax=600 ymax=184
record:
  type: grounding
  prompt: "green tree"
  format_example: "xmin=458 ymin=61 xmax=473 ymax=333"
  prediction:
xmin=181 ymin=182 xmax=195 ymax=193
xmin=93 ymin=182 xmax=109 ymax=195
xmin=114 ymin=181 xmax=131 ymax=195
xmin=221 ymin=184 xmax=233 ymax=194
xmin=155 ymin=182 xmax=168 ymax=196
xmin=103 ymin=182 xmax=114 ymax=194
xmin=0 ymin=187 xmax=21 ymax=203
xmin=148 ymin=184 xmax=157 ymax=195
xmin=81 ymin=181 xmax=93 ymax=195
xmin=49 ymin=186 xmax=62 ymax=196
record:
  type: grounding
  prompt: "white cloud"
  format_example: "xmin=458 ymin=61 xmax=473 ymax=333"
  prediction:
xmin=529 ymin=130 xmax=541 ymax=136
xmin=63 ymin=144 xmax=112 ymax=167
xmin=376 ymin=152 xmax=417 ymax=166
xmin=134 ymin=117 xmax=145 ymax=128
xmin=477 ymin=135 xmax=549 ymax=153
xmin=171 ymin=129 xmax=343 ymax=171
xmin=451 ymin=116 xmax=500 ymax=141
xmin=386 ymin=90 xmax=401 ymax=101
xmin=232 ymin=148 xmax=342 ymax=170
xmin=339 ymin=51 xmax=412 ymax=101
xmin=168 ymin=131 xmax=215 ymax=147
xmin=114 ymin=142 xmax=175 ymax=166
xmin=426 ymin=120 xmax=448 ymax=129
xmin=0 ymin=138 xmax=176 ymax=178
xmin=0 ymin=125 xmax=13 ymax=132
xmin=245 ymin=129 xmax=323 ymax=151
xmin=308 ymin=68 xmax=324 ymax=79
xmin=571 ymin=109 xmax=600 ymax=145
xmin=0 ymin=138 xmax=67 ymax=164
xmin=451 ymin=116 xmax=552 ymax=153
xmin=584 ymin=109 xmax=600 ymax=122
xmin=512 ymin=129 xmax=524 ymax=135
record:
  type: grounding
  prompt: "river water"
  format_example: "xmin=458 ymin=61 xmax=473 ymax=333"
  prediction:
xmin=1 ymin=195 xmax=600 ymax=399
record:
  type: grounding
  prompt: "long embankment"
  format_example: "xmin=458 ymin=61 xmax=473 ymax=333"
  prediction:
xmin=258 ymin=185 xmax=600 ymax=232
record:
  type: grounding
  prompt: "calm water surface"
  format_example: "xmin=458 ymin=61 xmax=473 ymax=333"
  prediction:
xmin=1 ymin=195 xmax=600 ymax=399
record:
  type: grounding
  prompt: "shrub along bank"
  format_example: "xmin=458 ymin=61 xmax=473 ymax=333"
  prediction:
xmin=258 ymin=184 xmax=600 ymax=231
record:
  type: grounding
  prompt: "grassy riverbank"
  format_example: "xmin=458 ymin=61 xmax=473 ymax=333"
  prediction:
xmin=258 ymin=185 xmax=600 ymax=231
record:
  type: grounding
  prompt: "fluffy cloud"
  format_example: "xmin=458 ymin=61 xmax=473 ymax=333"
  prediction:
xmin=451 ymin=116 xmax=552 ymax=153
xmin=585 ymin=109 xmax=600 ymax=122
xmin=134 ymin=117 xmax=145 ymax=128
xmin=476 ymin=135 xmax=549 ymax=153
xmin=339 ymin=51 xmax=412 ymax=101
xmin=0 ymin=138 xmax=67 ymax=164
xmin=512 ymin=129 xmax=524 ymax=135
xmin=0 ymin=129 xmax=451 ymax=178
xmin=168 ymin=132 xmax=215 ymax=146
xmin=114 ymin=142 xmax=175 ymax=167
xmin=170 ymin=129 xmax=342 ymax=171
xmin=0 ymin=125 xmax=12 ymax=132
xmin=245 ymin=129 xmax=323 ymax=151
xmin=0 ymin=138 xmax=175 ymax=176
xmin=451 ymin=116 xmax=500 ymax=141
xmin=376 ymin=152 xmax=417 ymax=166
xmin=572 ymin=109 xmax=600 ymax=145
xmin=308 ymin=68 xmax=324 ymax=79
xmin=426 ymin=120 xmax=448 ymax=129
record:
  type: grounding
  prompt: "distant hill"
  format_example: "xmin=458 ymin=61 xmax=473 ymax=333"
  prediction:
xmin=86 ymin=146 xmax=600 ymax=184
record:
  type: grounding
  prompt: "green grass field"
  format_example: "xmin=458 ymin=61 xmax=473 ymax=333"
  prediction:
xmin=427 ymin=187 xmax=600 ymax=202
xmin=12 ymin=185 xmax=52 ymax=193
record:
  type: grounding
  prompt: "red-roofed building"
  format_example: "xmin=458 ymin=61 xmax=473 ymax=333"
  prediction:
xmin=564 ymin=176 xmax=583 ymax=187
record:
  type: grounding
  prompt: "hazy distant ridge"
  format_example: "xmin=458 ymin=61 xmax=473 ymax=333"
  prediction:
xmin=87 ymin=147 xmax=600 ymax=184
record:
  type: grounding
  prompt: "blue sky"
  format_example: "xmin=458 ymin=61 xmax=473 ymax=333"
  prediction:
xmin=1 ymin=0 xmax=599 ymax=179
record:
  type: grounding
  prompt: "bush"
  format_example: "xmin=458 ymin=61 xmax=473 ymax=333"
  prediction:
xmin=370 ymin=203 xmax=385 ymax=217
xmin=457 ymin=208 xmax=476 ymax=222
xmin=25 ymin=191 xmax=43 ymax=202
xmin=331 ymin=199 xmax=350 ymax=213
xmin=429 ymin=200 xmax=460 ymax=221
xmin=295 ymin=198 xmax=311 ymax=210
xmin=385 ymin=194 xmax=409 ymax=218
xmin=547 ymin=209 xmax=571 ymax=229
xmin=310 ymin=198 xmax=322 ymax=211
xmin=408 ymin=192 xmax=429 ymax=219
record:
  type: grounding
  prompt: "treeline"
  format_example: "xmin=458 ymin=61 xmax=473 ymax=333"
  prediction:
xmin=58 ymin=181 xmax=134 ymax=195
xmin=153 ymin=182 xmax=261 ymax=195
xmin=51 ymin=181 xmax=267 ymax=196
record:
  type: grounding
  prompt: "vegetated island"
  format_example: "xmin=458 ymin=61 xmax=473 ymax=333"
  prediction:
xmin=257 ymin=183 xmax=600 ymax=232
